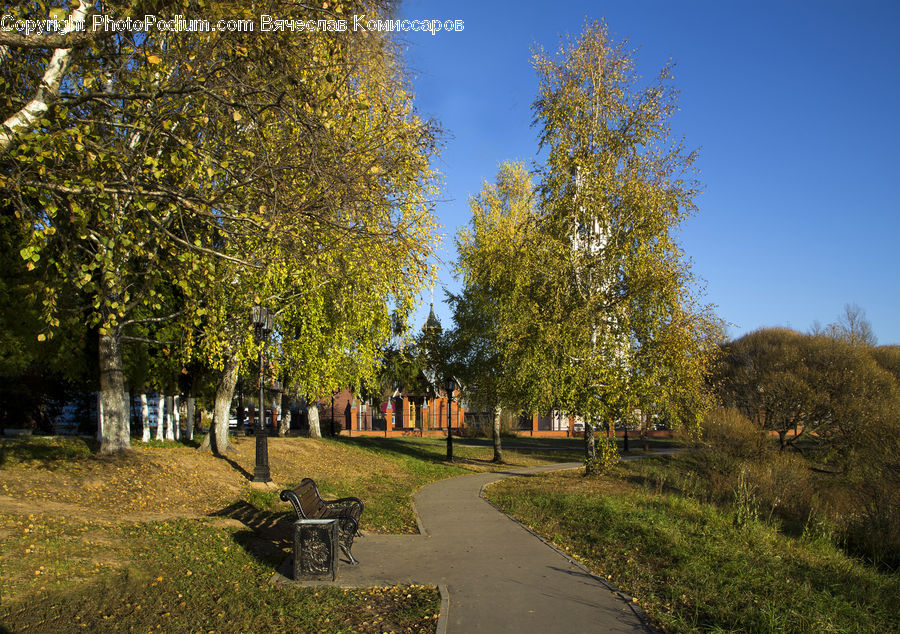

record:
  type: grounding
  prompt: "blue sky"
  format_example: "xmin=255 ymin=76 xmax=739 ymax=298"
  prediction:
xmin=396 ymin=1 xmax=900 ymax=345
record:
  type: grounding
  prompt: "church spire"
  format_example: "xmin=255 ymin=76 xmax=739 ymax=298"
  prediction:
xmin=423 ymin=285 xmax=442 ymax=334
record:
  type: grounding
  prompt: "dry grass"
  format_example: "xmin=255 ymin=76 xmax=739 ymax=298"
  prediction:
xmin=0 ymin=434 xmax=470 ymax=633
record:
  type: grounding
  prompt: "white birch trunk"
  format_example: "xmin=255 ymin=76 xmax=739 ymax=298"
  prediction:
xmin=140 ymin=393 xmax=150 ymax=442
xmin=199 ymin=352 xmax=238 ymax=454
xmin=98 ymin=329 xmax=130 ymax=453
xmin=307 ymin=403 xmax=322 ymax=439
xmin=155 ymin=395 xmax=165 ymax=441
xmin=0 ymin=0 xmax=91 ymax=151
xmin=173 ymin=395 xmax=181 ymax=441
xmin=492 ymin=405 xmax=503 ymax=463
xmin=165 ymin=395 xmax=175 ymax=440
xmin=279 ymin=392 xmax=291 ymax=436
xmin=185 ymin=396 xmax=195 ymax=441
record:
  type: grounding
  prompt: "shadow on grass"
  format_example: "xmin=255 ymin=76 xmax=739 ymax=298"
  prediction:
xmin=217 ymin=453 xmax=254 ymax=480
xmin=0 ymin=435 xmax=95 ymax=467
xmin=334 ymin=435 xmax=582 ymax=466
xmin=331 ymin=435 xmax=452 ymax=465
xmin=213 ymin=500 xmax=294 ymax=570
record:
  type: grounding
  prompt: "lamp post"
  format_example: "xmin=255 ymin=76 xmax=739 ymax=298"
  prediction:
xmin=446 ymin=376 xmax=455 ymax=462
xmin=251 ymin=305 xmax=274 ymax=483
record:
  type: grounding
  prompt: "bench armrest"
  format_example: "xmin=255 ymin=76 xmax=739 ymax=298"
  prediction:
xmin=280 ymin=489 xmax=311 ymax=519
xmin=323 ymin=496 xmax=364 ymax=519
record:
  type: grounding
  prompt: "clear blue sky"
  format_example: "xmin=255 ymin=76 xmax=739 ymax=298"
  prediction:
xmin=397 ymin=0 xmax=900 ymax=345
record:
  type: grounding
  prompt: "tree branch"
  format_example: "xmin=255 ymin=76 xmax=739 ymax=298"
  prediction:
xmin=0 ymin=0 xmax=91 ymax=152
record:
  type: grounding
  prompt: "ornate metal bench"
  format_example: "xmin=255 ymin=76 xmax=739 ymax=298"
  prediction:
xmin=280 ymin=478 xmax=364 ymax=565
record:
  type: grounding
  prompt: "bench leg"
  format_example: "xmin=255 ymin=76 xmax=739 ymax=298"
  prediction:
xmin=341 ymin=543 xmax=359 ymax=565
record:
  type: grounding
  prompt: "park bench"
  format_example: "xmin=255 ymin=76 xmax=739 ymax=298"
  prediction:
xmin=280 ymin=478 xmax=364 ymax=565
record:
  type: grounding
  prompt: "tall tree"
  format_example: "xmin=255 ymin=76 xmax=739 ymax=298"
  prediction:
xmin=451 ymin=162 xmax=538 ymax=463
xmin=524 ymin=21 xmax=715 ymax=467
xmin=192 ymin=6 xmax=440 ymax=450
xmin=3 ymin=0 xmax=439 ymax=454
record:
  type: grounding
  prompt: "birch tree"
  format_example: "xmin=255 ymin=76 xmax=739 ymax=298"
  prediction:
xmin=3 ymin=0 xmax=439 ymax=454
xmin=140 ymin=393 xmax=150 ymax=442
xmin=483 ymin=22 xmax=717 ymax=470
xmin=452 ymin=162 xmax=539 ymax=463
xmin=189 ymin=3 xmax=440 ymax=452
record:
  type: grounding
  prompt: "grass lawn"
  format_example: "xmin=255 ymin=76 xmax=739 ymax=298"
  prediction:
xmin=0 ymin=432 xmax=577 ymax=632
xmin=484 ymin=466 xmax=900 ymax=633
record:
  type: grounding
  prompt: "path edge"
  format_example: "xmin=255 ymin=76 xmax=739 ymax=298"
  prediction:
xmin=479 ymin=473 xmax=662 ymax=634
xmin=436 ymin=583 xmax=449 ymax=634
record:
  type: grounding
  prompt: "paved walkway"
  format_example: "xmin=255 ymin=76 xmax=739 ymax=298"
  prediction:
xmin=276 ymin=459 xmax=662 ymax=633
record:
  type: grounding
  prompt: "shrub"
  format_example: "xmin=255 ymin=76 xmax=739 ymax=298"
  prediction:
xmin=747 ymin=451 xmax=816 ymax=524
xmin=844 ymin=487 xmax=900 ymax=571
xmin=701 ymin=407 xmax=769 ymax=458
xmin=585 ymin=435 xmax=620 ymax=475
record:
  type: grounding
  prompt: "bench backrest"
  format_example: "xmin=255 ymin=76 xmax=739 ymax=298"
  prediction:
xmin=285 ymin=478 xmax=326 ymax=518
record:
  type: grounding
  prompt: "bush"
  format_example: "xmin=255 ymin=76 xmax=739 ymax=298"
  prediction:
xmin=746 ymin=451 xmax=817 ymax=524
xmin=701 ymin=408 xmax=769 ymax=458
xmin=845 ymin=485 xmax=900 ymax=571
xmin=585 ymin=435 xmax=619 ymax=475
xmin=843 ymin=443 xmax=900 ymax=570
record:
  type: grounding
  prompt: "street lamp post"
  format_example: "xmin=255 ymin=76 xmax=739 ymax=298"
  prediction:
xmin=251 ymin=305 xmax=274 ymax=483
xmin=446 ymin=376 xmax=455 ymax=462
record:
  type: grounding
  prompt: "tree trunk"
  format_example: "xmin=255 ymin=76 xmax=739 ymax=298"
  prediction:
xmin=280 ymin=392 xmax=291 ymax=436
xmin=236 ymin=381 xmax=245 ymax=434
xmin=492 ymin=405 xmax=503 ymax=463
xmin=98 ymin=329 xmax=130 ymax=453
xmin=96 ymin=393 xmax=103 ymax=442
xmin=583 ymin=419 xmax=596 ymax=473
xmin=173 ymin=395 xmax=181 ymax=441
xmin=155 ymin=394 xmax=165 ymax=441
xmin=200 ymin=352 xmax=238 ymax=454
xmin=307 ymin=402 xmax=322 ymax=438
xmin=140 ymin=393 xmax=150 ymax=442
xmin=185 ymin=396 xmax=195 ymax=441
xmin=165 ymin=395 xmax=175 ymax=440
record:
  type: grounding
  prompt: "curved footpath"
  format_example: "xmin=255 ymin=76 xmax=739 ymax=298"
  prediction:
xmin=275 ymin=454 xmax=679 ymax=633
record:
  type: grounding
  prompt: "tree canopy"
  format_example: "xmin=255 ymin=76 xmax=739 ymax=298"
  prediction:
xmin=449 ymin=22 xmax=718 ymax=469
xmin=2 ymin=0 xmax=441 ymax=452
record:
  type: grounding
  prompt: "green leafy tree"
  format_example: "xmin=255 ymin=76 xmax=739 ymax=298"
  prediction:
xmin=190 ymin=9 xmax=440 ymax=450
xmin=515 ymin=21 xmax=715 ymax=469
xmin=3 ymin=0 xmax=439 ymax=455
xmin=451 ymin=161 xmax=538 ymax=463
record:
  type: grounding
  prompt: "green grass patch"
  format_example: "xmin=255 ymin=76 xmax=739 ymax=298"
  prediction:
xmin=0 ymin=435 xmax=94 ymax=466
xmin=0 ymin=433 xmax=582 ymax=631
xmin=1 ymin=515 xmax=439 ymax=633
xmin=485 ymin=471 xmax=900 ymax=633
xmin=339 ymin=435 xmax=586 ymax=467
